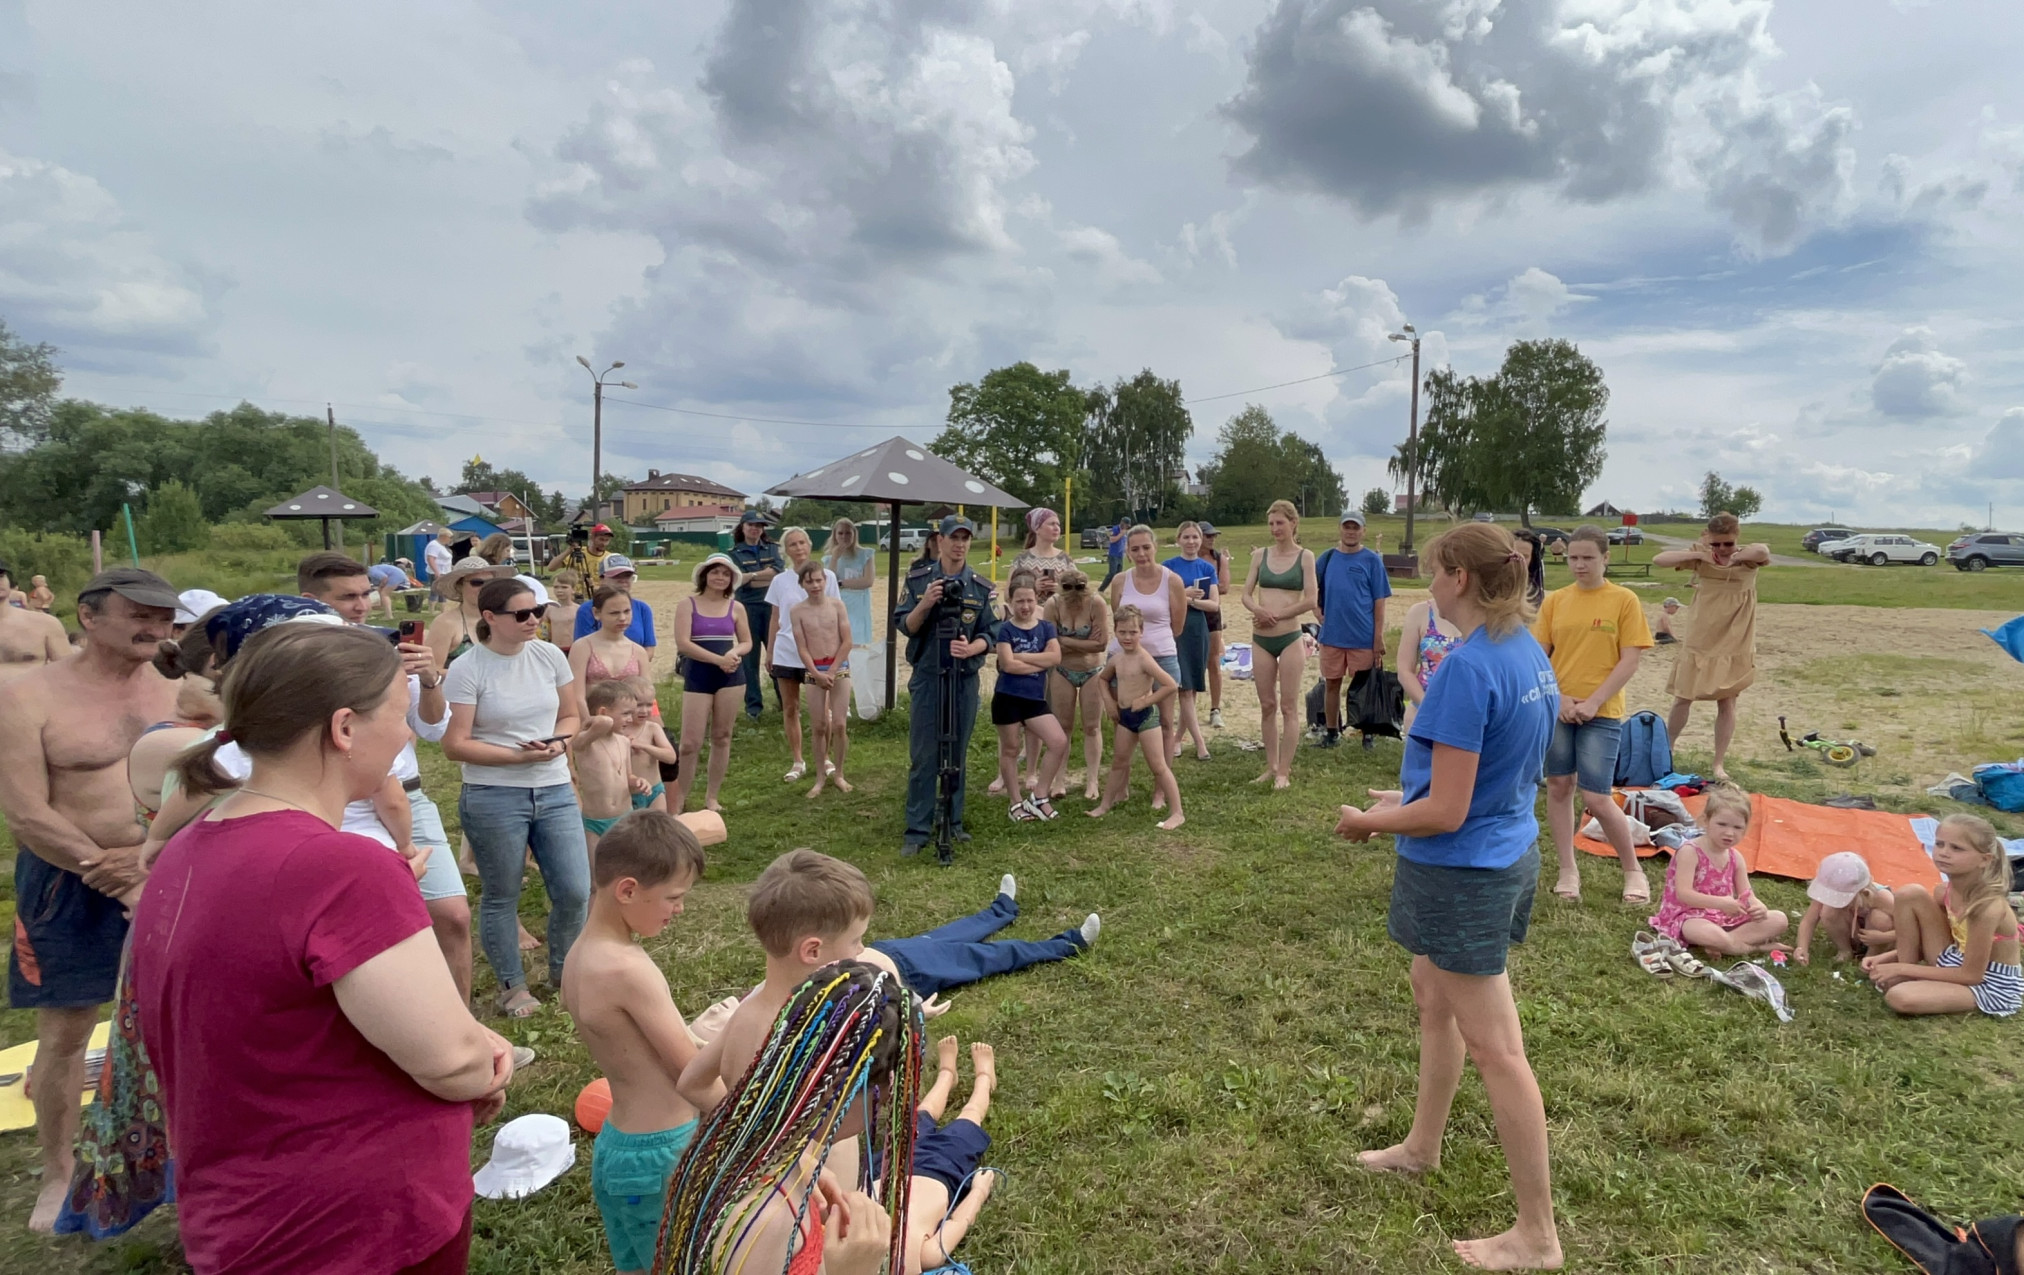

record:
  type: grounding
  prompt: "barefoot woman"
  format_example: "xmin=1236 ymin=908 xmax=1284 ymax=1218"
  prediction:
xmin=1652 ymin=511 xmax=1769 ymax=783
xmin=672 ymin=554 xmax=751 ymax=814
xmin=1335 ymin=523 xmax=1562 ymax=1272
xmin=1240 ymin=500 xmax=1316 ymax=789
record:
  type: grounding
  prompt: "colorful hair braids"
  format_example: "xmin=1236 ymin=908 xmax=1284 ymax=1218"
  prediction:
xmin=656 ymin=960 xmax=924 ymax=1274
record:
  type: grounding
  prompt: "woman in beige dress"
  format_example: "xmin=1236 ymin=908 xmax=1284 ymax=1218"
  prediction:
xmin=1651 ymin=512 xmax=1771 ymax=783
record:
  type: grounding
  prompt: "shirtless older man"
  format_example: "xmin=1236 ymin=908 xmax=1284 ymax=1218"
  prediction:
xmin=0 ymin=562 xmax=67 ymax=681
xmin=0 ymin=567 xmax=178 ymax=1231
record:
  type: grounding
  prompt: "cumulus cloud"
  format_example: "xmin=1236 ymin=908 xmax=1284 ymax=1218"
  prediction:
xmin=1223 ymin=0 xmax=1855 ymax=250
xmin=1980 ymin=408 xmax=2024 ymax=481
xmin=1870 ymin=326 xmax=1965 ymax=418
xmin=1451 ymin=266 xmax=1587 ymax=333
xmin=0 ymin=148 xmax=210 ymax=353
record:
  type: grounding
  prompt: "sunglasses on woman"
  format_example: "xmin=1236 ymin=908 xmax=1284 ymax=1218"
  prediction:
xmin=494 ymin=606 xmax=546 ymax=623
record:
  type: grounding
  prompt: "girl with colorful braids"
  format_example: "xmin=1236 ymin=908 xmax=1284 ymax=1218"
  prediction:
xmin=657 ymin=960 xmax=924 ymax=1275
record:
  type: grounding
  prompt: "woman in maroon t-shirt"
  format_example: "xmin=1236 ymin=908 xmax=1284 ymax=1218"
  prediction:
xmin=133 ymin=624 xmax=513 ymax=1274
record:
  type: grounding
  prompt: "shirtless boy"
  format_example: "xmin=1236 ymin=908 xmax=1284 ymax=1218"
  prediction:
xmin=620 ymin=676 xmax=674 ymax=813
xmin=27 ymin=574 xmax=56 ymax=613
xmin=573 ymin=679 xmax=642 ymax=859
xmin=0 ymin=568 xmax=179 ymax=1231
xmin=1090 ymin=605 xmax=1183 ymax=829
xmin=0 ymin=562 xmax=69 ymax=681
xmin=903 ymin=1035 xmax=1002 ymax=1275
xmin=560 ymin=812 xmax=730 ymax=1275
xmin=788 ymin=560 xmax=853 ymax=797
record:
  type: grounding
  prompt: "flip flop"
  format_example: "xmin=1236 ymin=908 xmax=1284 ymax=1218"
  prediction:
xmin=497 ymin=988 xmax=540 ymax=1020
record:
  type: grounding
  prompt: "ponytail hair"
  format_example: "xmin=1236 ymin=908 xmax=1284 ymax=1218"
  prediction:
xmin=1424 ymin=523 xmax=1535 ymax=639
xmin=174 ymin=624 xmax=402 ymax=797
xmin=473 ymin=578 xmax=534 ymax=644
xmin=153 ymin=607 xmax=229 ymax=681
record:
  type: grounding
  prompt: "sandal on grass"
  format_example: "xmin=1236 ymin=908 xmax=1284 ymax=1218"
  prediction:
xmin=1632 ymin=931 xmax=1673 ymax=978
xmin=783 ymin=761 xmax=807 ymax=783
xmin=1621 ymin=873 xmax=1652 ymax=906
xmin=1009 ymin=800 xmax=1041 ymax=822
xmin=1031 ymin=796 xmax=1059 ymax=820
xmin=1663 ymin=946 xmax=1708 ymax=978
xmin=1553 ymin=873 xmax=1582 ymax=903
xmin=497 ymin=988 xmax=540 ymax=1019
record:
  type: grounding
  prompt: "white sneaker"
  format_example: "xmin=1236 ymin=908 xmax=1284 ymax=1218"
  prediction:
xmin=1208 ymin=709 xmax=1225 ymax=728
xmin=1079 ymin=913 xmax=1102 ymax=945
xmin=512 ymin=1045 xmax=537 ymax=1070
xmin=1000 ymin=874 xmax=1017 ymax=900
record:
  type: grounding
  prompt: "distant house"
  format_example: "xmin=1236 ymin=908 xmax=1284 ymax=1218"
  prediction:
xmin=458 ymin=490 xmax=538 ymax=523
xmin=621 ymin=470 xmax=748 ymax=525
xmin=434 ymin=495 xmax=504 ymax=542
xmin=652 ymin=502 xmax=745 ymax=535
xmin=1585 ymin=500 xmax=1628 ymax=519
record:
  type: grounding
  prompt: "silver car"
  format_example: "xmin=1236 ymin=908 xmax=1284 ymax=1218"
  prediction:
xmin=1829 ymin=534 xmax=1942 ymax=566
xmin=1947 ymin=532 xmax=2024 ymax=571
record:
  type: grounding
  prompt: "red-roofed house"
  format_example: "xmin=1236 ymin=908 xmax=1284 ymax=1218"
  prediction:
xmin=621 ymin=470 xmax=747 ymax=524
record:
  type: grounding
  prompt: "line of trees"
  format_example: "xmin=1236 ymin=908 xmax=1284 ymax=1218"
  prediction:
xmin=1195 ymin=405 xmax=1346 ymax=525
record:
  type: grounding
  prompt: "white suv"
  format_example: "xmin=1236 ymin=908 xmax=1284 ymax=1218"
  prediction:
xmin=1828 ymin=534 xmax=1942 ymax=566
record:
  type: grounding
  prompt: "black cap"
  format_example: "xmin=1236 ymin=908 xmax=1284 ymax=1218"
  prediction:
xmin=739 ymin=510 xmax=769 ymax=525
xmin=81 ymin=566 xmax=180 ymax=610
xmin=939 ymin=515 xmax=976 ymax=537
xmin=1197 ymin=522 xmax=1219 ymax=536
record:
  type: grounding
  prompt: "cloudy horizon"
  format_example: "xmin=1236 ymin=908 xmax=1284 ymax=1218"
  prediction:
xmin=4 ymin=0 xmax=2021 ymax=526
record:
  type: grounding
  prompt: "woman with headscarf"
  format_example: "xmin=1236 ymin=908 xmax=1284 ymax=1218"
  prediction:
xmin=1009 ymin=507 xmax=1074 ymax=598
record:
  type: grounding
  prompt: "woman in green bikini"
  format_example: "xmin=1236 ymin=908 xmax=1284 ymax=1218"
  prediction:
xmin=1044 ymin=567 xmax=1111 ymax=801
xmin=1241 ymin=499 xmax=1317 ymax=789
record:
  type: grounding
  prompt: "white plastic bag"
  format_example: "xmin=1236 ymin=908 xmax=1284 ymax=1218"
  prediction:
xmin=850 ymin=642 xmax=887 ymax=721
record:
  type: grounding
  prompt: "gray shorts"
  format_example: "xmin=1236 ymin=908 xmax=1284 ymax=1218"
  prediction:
xmin=409 ymin=789 xmax=467 ymax=903
xmin=1387 ymin=846 xmax=1539 ymax=976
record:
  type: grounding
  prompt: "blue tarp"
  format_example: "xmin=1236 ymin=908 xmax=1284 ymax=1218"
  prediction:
xmin=1981 ymin=614 xmax=2024 ymax=664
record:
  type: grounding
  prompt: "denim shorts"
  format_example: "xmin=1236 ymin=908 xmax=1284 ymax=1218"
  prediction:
xmin=1545 ymin=716 xmax=1623 ymax=793
xmin=408 ymin=789 xmax=467 ymax=903
xmin=1388 ymin=846 xmax=1540 ymax=976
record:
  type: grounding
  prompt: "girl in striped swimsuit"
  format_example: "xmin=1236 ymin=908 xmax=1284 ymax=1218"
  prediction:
xmin=1866 ymin=814 xmax=2022 ymax=1018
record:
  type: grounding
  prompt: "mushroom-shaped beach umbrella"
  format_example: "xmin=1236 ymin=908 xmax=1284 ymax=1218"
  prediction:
xmin=766 ymin=437 xmax=1024 ymax=712
xmin=265 ymin=485 xmax=379 ymax=551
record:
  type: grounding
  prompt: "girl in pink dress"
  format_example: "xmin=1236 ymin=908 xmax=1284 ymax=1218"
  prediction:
xmin=1649 ymin=785 xmax=1791 ymax=955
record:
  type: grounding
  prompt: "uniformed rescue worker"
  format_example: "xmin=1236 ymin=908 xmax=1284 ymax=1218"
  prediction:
xmin=730 ymin=510 xmax=785 ymax=720
xmin=896 ymin=515 xmax=997 ymax=857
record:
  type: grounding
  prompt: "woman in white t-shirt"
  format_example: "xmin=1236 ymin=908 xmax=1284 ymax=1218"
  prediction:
xmin=442 ymin=577 xmax=588 ymax=1020
xmin=762 ymin=526 xmax=841 ymax=783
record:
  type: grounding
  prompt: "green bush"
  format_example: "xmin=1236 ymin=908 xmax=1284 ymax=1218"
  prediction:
xmin=0 ymin=529 xmax=93 ymax=601
xmin=136 ymin=480 xmax=212 ymax=554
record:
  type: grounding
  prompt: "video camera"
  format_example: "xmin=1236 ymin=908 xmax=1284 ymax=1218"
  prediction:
xmin=928 ymin=572 xmax=967 ymax=637
xmin=569 ymin=525 xmax=590 ymax=544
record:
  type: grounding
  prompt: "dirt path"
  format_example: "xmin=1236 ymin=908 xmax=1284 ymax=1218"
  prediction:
xmin=631 ymin=572 xmax=2024 ymax=802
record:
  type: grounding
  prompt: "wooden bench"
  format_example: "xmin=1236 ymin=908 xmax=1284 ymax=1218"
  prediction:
xmin=1604 ymin=562 xmax=1651 ymax=579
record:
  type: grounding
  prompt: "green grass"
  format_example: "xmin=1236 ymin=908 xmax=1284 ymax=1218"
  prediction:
xmin=4 ymin=694 xmax=2021 ymax=1274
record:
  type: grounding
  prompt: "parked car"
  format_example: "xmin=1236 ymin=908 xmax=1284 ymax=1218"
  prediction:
xmin=1607 ymin=526 xmax=1644 ymax=545
xmin=1802 ymin=527 xmax=1856 ymax=553
xmin=1079 ymin=527 xmax=1111 ymax=549
xmin=1947 ymin=531 xmax=2024 ymax=571
xmin=1827 ymin=534 xmax=1942 ymax=566
xmin=876 ymin=527 xmax=927 ymax=552
xmin=1527 ymin=526 xmax=1571 ymax=548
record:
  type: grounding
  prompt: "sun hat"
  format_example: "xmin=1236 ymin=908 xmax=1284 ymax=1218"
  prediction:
xmin=174 ymin=588 xmax=230 ymax=627
xmin=600 ymin=553 xmax=637 ymax=578
xmin=82 ymin=566 xmax=182 ymax=611
xmin=444 ymin=557 xmax=505 ymax=589
xmin=472 ymin=1113 xmax=576 ymax=1200
xmin=1807 ymin=852 xmax=1874 ymax=909
xmin=1340 ymin=510 xmax=1366 ymax=527
xmin=692 ymin=552 xmax=739 ymax=592
xmin=1662 ymin=597 xmax=1681 ymax=607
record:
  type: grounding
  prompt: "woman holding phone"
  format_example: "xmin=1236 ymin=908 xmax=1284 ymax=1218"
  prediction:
xmin=442 ymin=577 xmax=589 ymax=1020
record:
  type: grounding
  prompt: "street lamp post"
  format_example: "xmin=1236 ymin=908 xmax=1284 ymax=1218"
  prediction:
xmin=1387 ymin=325 xmax=1421 ymax=556
xmin=576 ymin=356 xmax=637 ymax=521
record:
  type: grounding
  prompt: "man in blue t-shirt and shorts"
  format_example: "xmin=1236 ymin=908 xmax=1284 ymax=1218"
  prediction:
xmin=1315 ymin=510 xmax=1392 ymax=748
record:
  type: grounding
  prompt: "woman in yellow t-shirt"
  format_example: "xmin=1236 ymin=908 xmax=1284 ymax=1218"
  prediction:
xmin=1532 ymin=527 xmax=1654 ymax=905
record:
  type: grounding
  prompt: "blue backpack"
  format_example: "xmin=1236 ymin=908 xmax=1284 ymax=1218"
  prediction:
xmin=1614 ymin=711 xmax=1673 ymax=788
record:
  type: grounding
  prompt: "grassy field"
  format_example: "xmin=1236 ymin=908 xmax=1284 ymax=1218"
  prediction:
xmin=3 ymin=685 xmax=2021 ymax=1274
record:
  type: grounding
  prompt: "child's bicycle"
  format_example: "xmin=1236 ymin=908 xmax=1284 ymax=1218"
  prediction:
xmin=1778 ymin=716 xmax=1877 ymax=768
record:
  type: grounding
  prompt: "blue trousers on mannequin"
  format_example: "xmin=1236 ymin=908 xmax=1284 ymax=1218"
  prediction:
xmin=870 ymin=894 xmax=1086 ymax=996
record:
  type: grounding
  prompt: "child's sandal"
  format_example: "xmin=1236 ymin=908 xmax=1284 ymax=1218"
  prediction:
xmin=1632 ymin=931 xmax=1674 ymax=979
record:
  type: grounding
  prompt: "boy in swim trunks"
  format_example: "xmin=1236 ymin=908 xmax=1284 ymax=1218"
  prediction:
xmin=789 ymin=560 xmax=853 ymax=798
xmin=560 ymin=812 xmax=730 ymax=1275
xmin=619 ymin=676 xmax=673 ymax=812
xmin=904 ymin=1034 xmax=1002 ymax=1275
xmin=572 ymin=679 xmax=642 ymax=858
xmin=1090 ymin=605 xmax=1184 ymax=829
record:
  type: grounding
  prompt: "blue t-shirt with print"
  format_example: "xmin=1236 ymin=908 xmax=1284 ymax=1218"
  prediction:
xmin=1316 ymin=546 xmax=1392 ymax=649
xmin=573 ymin=597 xmax=657 ymax=647
xmin=1163 ymin=555 xmax=1218 ymax=595
xmin=993 ymin=618 xmax=1057 ymax=701
xmin=1394 ymin=627 xmax=1556 ymax=870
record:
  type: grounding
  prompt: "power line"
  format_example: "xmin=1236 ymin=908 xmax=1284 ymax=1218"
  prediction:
xmin=1183 ymin=353 xmax=1410 ymax=405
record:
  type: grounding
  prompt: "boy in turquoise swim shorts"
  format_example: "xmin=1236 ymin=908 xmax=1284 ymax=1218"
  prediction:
xmin=560 ymin=811 xmax=731 ymax=1275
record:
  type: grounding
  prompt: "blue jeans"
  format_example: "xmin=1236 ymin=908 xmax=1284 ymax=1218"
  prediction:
xmin=1545 ymin=716 xmax=1624 ymax=794
xmin=458 ymin=783 xmax=590 ymax=991
xmin=739 ymin=599 xmax=774 ymax=717
xmin=870 ymin=894 xmax=1086 ymax=996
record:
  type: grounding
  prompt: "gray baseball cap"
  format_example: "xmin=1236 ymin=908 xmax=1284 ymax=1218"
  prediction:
xmin=82 ymin=566 xmax=180 ymax=610
xmin=1340 ymin=510 xmax=1367 ymax=527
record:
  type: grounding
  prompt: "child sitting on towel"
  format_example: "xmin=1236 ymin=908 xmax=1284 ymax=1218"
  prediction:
xmin=1864 ymin=814 xmax=2022 ymax=1018
xmin=1649 ymin=785 xmax=1791 ymax=956
xmin=1793 ymin=851 xmax=1895 ymax=965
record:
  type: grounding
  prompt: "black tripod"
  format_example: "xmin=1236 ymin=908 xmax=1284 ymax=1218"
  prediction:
xmin=930 ymin=612 xmax=965 ymax=866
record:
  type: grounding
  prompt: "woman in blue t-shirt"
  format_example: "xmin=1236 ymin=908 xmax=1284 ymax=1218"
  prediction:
xmin=991 ymin=571 xmax=1065 ymax=821
xmin=1333 ymin=522 xmax=1563 ymax=1274
xmin=1163 ymin=521 xmax=1220 ymax=763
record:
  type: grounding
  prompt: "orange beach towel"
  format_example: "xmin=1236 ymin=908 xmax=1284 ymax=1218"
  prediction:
xmin=1574 ymin=792 xmax=1942 ymax=892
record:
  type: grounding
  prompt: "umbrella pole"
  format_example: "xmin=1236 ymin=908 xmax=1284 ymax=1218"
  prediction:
xmin=885 ymin=499 xmax=902 ymax=712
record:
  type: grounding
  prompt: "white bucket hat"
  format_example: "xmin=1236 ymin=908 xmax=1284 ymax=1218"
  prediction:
xmin=472 ymin=1113 xmax=576 ymax=1199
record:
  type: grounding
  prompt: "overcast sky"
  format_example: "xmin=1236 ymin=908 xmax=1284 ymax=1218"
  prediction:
xmin=5 ymin=0 xmax=2022 ymax=525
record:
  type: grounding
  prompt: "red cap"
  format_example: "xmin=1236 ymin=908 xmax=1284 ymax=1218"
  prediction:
xmin=592 ymin=523 xmax=612 ymax=534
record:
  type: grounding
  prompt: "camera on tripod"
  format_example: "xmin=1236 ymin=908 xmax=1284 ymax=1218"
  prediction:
xmin=928 ymin=573 xmax=967 ymax=639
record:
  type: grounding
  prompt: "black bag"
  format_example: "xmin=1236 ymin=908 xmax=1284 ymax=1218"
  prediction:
xmin=1863 ymin=1184 xmax=2021 ymax=1275
xmin=1346 ymin=664 xmax=1405 ymax=739
xmin=1305 ymin=678 xmax=1333 ymax=730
